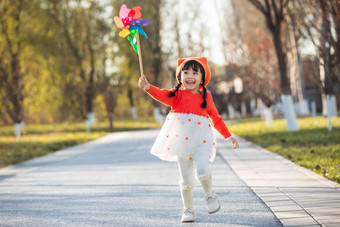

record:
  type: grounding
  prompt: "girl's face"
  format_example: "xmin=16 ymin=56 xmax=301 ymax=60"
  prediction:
xmin=180 ymin=67 xmax=202 ymax=94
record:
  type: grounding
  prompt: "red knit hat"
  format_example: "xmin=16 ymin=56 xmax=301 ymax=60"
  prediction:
xmin=176 ymin=57 xmax=211 ymax=87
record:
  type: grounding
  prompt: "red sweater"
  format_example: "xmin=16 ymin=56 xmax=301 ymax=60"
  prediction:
xmin=147 ymin=85 xmax=232 ymax=139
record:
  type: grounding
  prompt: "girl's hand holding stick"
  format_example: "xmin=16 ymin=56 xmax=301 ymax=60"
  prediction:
xmin=138 ymin=75 xmax=150 ymax=91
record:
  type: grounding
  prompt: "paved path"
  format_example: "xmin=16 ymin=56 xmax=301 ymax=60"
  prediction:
xmin=217 ymin=134 xmax=340 ymax=227
xmin=0 ymin=129 xmax=281 ymax=227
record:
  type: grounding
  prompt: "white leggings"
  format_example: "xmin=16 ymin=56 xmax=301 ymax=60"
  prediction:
xmin=177 ymin=150 xmax=211 ymax=190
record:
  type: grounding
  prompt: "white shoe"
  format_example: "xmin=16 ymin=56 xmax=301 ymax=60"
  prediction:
xmin=205 ymin=193 xmax=221 ymax=214
xmin=181 ymin=208 xmax=194 ymax=222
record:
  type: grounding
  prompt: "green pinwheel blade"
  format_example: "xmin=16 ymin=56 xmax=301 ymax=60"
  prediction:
xmin=127 ymin=36 xmax=138 ymax=54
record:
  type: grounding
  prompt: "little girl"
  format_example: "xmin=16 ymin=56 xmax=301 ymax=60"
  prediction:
xmin=138 ymin=57 xmax=239 ymax=223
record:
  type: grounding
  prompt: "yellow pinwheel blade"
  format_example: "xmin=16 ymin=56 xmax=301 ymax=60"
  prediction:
xmin=119 ymin=29 xmax=130 ymax=37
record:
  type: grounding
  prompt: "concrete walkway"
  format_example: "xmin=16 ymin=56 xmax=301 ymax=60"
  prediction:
xmin=0 ymin=128 xmax=339 ymax=226
xmin=217 ymin=133 xmax=340 ymax=227
xmin=0 ymin=129 xmax=280 ymax=227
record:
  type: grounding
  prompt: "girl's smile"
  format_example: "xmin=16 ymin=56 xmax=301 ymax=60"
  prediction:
xmin=181 ymin=68 xmax=202 ymax=94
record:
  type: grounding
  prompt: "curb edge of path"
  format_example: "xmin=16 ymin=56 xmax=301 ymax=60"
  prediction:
xmin=217 ymin=134 xmax=340 ymax=227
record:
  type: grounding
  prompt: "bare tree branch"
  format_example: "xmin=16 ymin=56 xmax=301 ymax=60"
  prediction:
xmin=271 ymin=0 xmax=279 ymax=19
xmin=0 ymin=20 xmax=14 ymax=56
xmin=248 ymin=0 xmax=268 ymax=15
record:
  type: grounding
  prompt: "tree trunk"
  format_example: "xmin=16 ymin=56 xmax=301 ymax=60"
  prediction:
xmin=281 ymin=94 xmax=299 ymax=131
xmin=319 ymin=8 xmax=336 ymax=130
xmin=0 ymin=0 xmax=24 ymax=140
xmin=272 ymin=30 xmax=300 ymax=130
xmin=11 ymin=53 xmax=25 ymax=141
xmin=11 ymin=54 xmax=24 ymax=123
xmin=272 ymin=30 xmax=290 ymax=95
xmin=127 ymin=86 xmax=137 ymax=119
xmin=86 ymin=6 xmax=96 ymax=114
xmin=149 ymin=0 xmax=163 ymax=122
xmin=246 ymin=0 xmax=299 ymax=131
xmin=263 ymin=105 xmax=273 ymax=127
xmin=85 ymin=84 xmax=94 ymax=115
xmin=103 ymin=89 xmax=115 ymax=131
xmin=286 ymin=7 xmax=309 ymax=115
xmin=241 ymin=102 xmax=247 ymax=116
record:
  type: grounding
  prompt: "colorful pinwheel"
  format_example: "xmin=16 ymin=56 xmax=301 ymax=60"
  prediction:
xmin=114 ymin=4 xmax=151 ymax=54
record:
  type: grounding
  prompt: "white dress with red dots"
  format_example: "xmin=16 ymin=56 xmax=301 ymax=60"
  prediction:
xmin=146 ymin=85 xmax=232 ymax=163
xmin=150 ymin=112 xmax=216 ymax=163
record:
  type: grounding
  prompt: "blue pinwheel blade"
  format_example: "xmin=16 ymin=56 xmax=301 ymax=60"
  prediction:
xmin=130 ymin=25 xmax=148 ymax=39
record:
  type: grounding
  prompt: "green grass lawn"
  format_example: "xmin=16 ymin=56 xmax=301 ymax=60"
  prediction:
xmin=0 ymin=118 xmax=161 ymax=168
xmin=228 ymin=116 xmax=340 ymax=184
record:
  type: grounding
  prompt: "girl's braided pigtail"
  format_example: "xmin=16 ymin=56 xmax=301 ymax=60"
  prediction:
xmin=201 ymin=85 xmax=207 ymax=108
xmin=200 ymin=70 xmax=207 ymax=108
xmin=169 ymin=82 xmax=182 ymax=97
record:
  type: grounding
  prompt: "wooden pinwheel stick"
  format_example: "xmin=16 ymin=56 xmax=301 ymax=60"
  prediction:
xmin=136 ymin=32 xmax=145 ymax=79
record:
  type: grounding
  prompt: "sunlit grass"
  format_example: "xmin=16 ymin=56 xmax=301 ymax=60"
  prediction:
xmin=228 ymin=116 xmax=340 ymax=184
xmin=0 ymin=118 xmax=161 ymax=168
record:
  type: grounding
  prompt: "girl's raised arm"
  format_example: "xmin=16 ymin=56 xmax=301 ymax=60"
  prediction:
xmin=139 ymin=75 xmax=176 ymax=107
